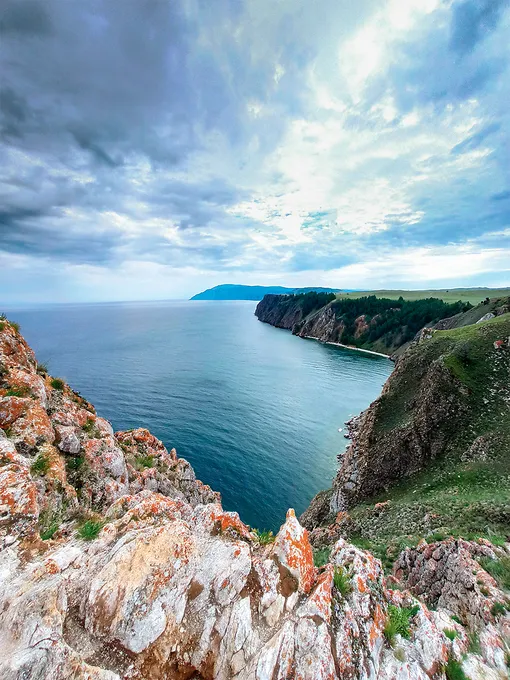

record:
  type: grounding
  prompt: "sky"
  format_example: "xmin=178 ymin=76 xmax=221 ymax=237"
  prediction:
xmin=1 ymin=0 xmax=510 ymax=303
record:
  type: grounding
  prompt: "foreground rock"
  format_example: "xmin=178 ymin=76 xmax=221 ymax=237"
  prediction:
xmin=1 ymin=318 xmax=509 ymax=679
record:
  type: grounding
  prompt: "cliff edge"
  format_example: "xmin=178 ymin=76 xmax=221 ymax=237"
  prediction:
xmin=255 ymin=292 xmax=482 ymax=355
xmin=0 ymin=316 xmax=509 ymax=679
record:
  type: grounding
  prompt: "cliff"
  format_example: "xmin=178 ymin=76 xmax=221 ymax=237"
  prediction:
xmin=1 ymin=317 xmax=509 ymax=679
xmin=255 ymin=293 xmax=474 ymax=355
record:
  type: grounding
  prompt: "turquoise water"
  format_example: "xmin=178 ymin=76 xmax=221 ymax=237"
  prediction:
xmin=7 ymin=301 xmax=392 ymax=530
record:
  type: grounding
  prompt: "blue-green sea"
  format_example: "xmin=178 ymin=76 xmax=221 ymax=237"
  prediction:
xmin=7 ymin=301 xmax=392 ymax=530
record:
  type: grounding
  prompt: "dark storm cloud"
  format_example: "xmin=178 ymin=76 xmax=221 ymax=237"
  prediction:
xmin=2 ymin=0 xmax=352 ymax=267
xmin=69 ymin=127 xmax=120 ymax=168
xmin=1 ymin=0 xmax=510 ymax=291
xmin=0 ymin=0 xmax=52 ymax=36
xmin=0 ymin=207 xmax=119 ymax=264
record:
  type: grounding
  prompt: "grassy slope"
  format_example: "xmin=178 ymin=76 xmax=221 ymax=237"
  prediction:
xmin=337 ymin=288 xmax=510 ymax=305
xmin=341 ymin=314 xmax=510 ymax=571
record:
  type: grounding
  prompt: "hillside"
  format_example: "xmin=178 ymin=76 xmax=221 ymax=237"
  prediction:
xmin=1 ymin=317 xmax=510 ymax=679
xmin=190 ymin=284 xmax=340 ymax=300
xmin=255 ymin=292 xmax=473 ymax=355
xmin=301 ymin=308 xmax=510 ymax=575
xmin=337 ymin=287 xmax=510 ymax=305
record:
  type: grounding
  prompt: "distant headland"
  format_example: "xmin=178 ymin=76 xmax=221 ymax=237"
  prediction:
xmin=190 ymin=283 xmax=341 ymax=300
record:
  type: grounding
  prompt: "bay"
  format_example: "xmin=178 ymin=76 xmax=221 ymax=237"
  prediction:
xmin=7 ymin=300 xmax=392 ymax=530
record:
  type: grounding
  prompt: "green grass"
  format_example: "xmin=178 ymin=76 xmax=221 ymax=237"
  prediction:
xmin=337 ymin=288 xmax=510 ymax=306
xmin=444 ymin=628 xmax=458 ymax=641
xmin=491 ymin=601 xmax=508 ymax=617
xmin=467 ymin=631 xmax=481 ymax=655
xmin=384 ymin=604 xmax=420 ymax=645
xmin=313 ymin=547 xmax=331 ymax=568
xmin=36 ymin=362 xmax=49 ymax=375
xmin=333 ymin=566 xmax=352 ymax=596
xmin=66 ymin=455 xmax=85 ymax=471
xmin=135 ymin=453 xmax=155 ymax=469
xmin=10 ymin=321 xmax=20 ymax=333
xmin=5 ymin=386 xmax=30 ymax=397
xmin=253 ymin=528 xmax=275 ymax=545
xmin=82 ymin=418 xmax=101 ymax=438
xmin=40 ymin=522 xmax=60 ymax=541
xmin=0 ymin=322 xmax=5 ymax=332
xmin=30 ymin=454 xmax=50 ymax=476
xmin=445 ymin=658 xmax=468 ymax=680
xmin=478 ymin=556 xmax=510 ymax=591
xmin=50 ymin=377 xmax=65 ymax=390
xmin=330 ymin=313 xmax=510 ymax=568
xmin=78 ymin=520 xmax=104 ymax=541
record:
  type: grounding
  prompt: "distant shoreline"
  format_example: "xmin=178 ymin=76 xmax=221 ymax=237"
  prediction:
xmin=304 ymin=335 xmax=391 ymax=359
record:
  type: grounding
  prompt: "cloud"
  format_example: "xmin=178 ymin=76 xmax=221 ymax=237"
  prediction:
xmin=450 ymin=0 xmax=510 ymax=55
xmin=0 ymin=0 xmax=52 ymax=36
xmin=0 ymin=0 xmax=509 ymax=300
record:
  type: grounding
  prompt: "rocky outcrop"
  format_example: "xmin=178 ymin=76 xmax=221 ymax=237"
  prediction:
xmin=253 ymin=294 xmax=309 ymax=330
xmin=395 ymin=538 xmax=509 ymax=629
xmin=1 ymin=318 xmax=509 ymax=679
xmin=328 ymin=353 xmax=464 ymax=513
xmin=300 ymin=312 xmax=510 ymax=523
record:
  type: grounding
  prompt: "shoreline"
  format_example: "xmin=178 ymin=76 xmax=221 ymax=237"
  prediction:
xmin=303 ymin=335 xmax=391 ymax=359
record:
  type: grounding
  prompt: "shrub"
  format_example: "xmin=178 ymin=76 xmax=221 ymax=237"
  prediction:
xmin=66 ymin=455 xmax=84 ymax=471
xmin=82 ymin=418 xmax=100 ymax=437
xmin=254 ymin=529 xmax=275 ymax=545
xmin=467 ymin=631 xmax=481 ymax=654
xmin=333 ymin=566 xmax=352 ymax=597
xmin=10 ymin=321 xmax=20 ymax=333
xmin=445 ymin=659 xmax=468 ymax=680
xmin=444 ymin=628 xmax=458 ymax=641
xmin=40 ymin=522 xmax=60 ymax=541
xmin=6 ymin=386 xmax=30 ymax=397
xmin=478 ymin=556 xmax=510 ymax=590
xmin=313 ymin=547 xmax=331 ymax=568
xmin=384 ymin=604 xmax=420 ymax=645
xmin=30 ymin=454 xmax=50 ymax=476
xmin=451 ymin=615 xmax=463 ymax=625
xmin=78 ymin=520 xmax=104 ymax=541
xmin=135 ymin=454 xmax=155 ymax=469
xmin=491 ymin=601 xmax=507 ymax=617
xmin=51 ymin=377 xmax=65 ymax=391
xmin=0 ymin=322 xmax=5 ymax=332
xmin=36 ymin=362 xmax=49 ymax=375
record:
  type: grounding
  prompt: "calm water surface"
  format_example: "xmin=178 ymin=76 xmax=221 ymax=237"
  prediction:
xmin=7 ymin=301 xmax=392 ymax=530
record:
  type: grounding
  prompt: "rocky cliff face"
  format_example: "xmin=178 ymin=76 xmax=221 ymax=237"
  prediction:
xmin=254 ymin=294 xmax=309 ymax=330
xmin=1 ymin=318 xmax=509 ymax=679
xmin=303 ymin=313 xmax=510 ymax=519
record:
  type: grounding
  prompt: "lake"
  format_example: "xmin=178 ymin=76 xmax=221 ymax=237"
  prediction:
xmin=6 ymin=300 xmax=392 ymax=530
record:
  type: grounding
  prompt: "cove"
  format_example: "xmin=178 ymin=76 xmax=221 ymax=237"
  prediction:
xmin=7 ymin=300 xmax=392 ymax=530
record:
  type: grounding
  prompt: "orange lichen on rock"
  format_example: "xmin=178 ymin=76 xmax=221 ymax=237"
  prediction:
xmin=0 ymin=463 xmax=39 ymax=540
xmin=273 ymin=508 xmax=317 ymax=594
xmin=208 ymin=505 xmax=254 ymax=540
xmin=1 ymin=398 xmax=54 ymax=447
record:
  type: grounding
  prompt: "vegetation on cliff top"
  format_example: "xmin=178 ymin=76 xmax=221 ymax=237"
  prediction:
xmin=328 ymin=295 xmax=471 ymax=351
xmin=336 ymin=287 xmax=510 ymax=305
xmin=312 ymin=311 xmax=510 ymax=570
xmin=258 ymin=290 xmax=472 ymax=353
